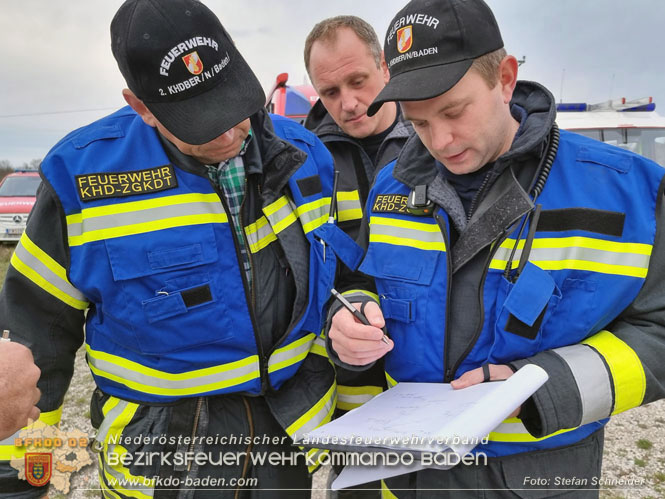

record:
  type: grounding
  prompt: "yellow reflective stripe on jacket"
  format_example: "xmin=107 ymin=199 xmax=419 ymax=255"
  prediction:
xmin=337 ymin=191 xmax=363 ymax=223
xmin=582 ymin=330 xmax=646 ymax=414
xmin=10 ymin=233 xmax=88 ymax=310
xmin=67 ymin=193 xmax=228 ymax=246
xmin=286 ymin=382 xmax=337 ymax=438
xmin=381 ymin=479 xmax=400 ymax=499
xmin=98 ymin=398 xmax=155 ymax=498
xmin=310 ymin=335 xmax=328 ymax=358
xmin=491 ymin=236 xmax=652 ymax=278
xmin=263 ymin=196 xmax=298 ymax=234
xmin=0 ymin=406 xmax=64 ymax=460
xmin=244 ymin=216 xmax=277 ymax=253
xmin=296 ymin=197 xmax=330 ymax=233
xmin=337 ymin=385 xmax=383 ymax=411
xmin=385 ymin=371 xmax=398 ymax=388
xmin=488 ymin=417 xmax=577 ymax=442
xmin=86 ymin=344 xmax=260 ymax=397
xmin=305 ymin=447 xmax=329 ymax=473
xmin=369 ymin=216 xmax=446 ymax=251
xmin=268 ymin=333 xmax=316 ymax=373
xmin=342 ymin=289 xmax=380 ymax=303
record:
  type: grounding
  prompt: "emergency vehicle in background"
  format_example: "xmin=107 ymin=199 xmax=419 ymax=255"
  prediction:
xmin=0 ymin=170 xmax=41 ymax=242
xmin=265 ymin=73 xmax=318 ymax=124
xmin=556 ymin=97 xmax=665 ymax=167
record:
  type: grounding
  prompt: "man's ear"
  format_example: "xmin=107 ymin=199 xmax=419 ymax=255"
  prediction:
xmin=380 ymin=51 xmax=390 ymax=84
xmin=498 ymin=55 xmax=519 ymax=104
xmin=122 ymin=89 xmax=158 ymax=127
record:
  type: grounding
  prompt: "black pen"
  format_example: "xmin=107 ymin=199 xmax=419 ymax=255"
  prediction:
xmin=330 ymin=288 xmax=390 ymax=345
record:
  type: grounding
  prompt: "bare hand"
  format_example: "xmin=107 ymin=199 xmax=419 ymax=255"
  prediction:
xmin=329 ymin=301 xmax=393 ymax=366
xmin=451 ymin=364 xmax=520 ymax=417
xmin=0 ymin=342 xmax=41 ymax=439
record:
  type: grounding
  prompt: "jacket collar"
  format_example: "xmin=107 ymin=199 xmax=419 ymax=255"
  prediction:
xmin=305 ymin=99 xmax=413 ymax=144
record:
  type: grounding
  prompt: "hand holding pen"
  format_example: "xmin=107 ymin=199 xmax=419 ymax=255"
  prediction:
xmin=331 ymin=289 xmax=390 ymax=344
xmin=328 ymin=289 xmax=393 ymax=366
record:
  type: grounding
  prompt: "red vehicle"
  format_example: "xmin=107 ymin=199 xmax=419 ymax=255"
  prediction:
xmin=0 ymin=170 xmax=41 ymax=242
xmin=266 ymin=73 xmax=318 ymax=124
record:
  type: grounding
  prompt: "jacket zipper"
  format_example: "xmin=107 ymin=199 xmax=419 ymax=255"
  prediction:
xmin=435 ymin=214 xmax=454 ymax=382
xmin=466 ymin=171 xmax=494 ymax=222
xmin=447 ymin=232 xmax=510 ymax=379
xmin=211 ymin=177 xmax=267 ymax=391
xmin=238 ymin=177 xmax=271 ymax=390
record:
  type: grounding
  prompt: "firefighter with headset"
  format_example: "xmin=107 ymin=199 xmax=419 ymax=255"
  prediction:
xmin=327 ymin=0 xmax=665 ymax=496
xmin=0 ymin=0 xmax=363 ymax=497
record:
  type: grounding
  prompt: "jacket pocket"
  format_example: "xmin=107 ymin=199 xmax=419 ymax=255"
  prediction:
xmin=490 ymin=262 xmax=561 ymax=363
xmin=102 ymin=225 xmax=230 ymax=355
xmin=360 ymin=245 xmax=440 ymax=365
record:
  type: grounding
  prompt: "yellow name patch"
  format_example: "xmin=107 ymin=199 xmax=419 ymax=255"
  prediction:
xmin=372 ymin=194 xmax=408 ymax=214
xmin=75 ymin=165 xmax=178 ymax=202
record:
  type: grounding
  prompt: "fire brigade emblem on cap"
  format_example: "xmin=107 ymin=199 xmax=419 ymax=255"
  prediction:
xmin=367 ymin=0 xmax=504 ymax=116
xmin=397 ymin=26 xmax=413 ymax=54
xmin=111 ymin=0 xmax=265 ymax=145
xmin=182 ymin=52 xmax=203 ymax=75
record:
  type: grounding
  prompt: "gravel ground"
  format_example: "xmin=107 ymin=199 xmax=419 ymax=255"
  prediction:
xmin=58 ymin=347 xmax=665 ymax=499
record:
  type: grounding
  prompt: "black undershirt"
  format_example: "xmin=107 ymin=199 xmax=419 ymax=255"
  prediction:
xmin=358 ymin=109 xmax=399 ymax=165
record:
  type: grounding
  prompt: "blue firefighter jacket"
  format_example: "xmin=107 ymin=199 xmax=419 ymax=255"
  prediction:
xmin=358 ymin=128 xmax=665 ymax=458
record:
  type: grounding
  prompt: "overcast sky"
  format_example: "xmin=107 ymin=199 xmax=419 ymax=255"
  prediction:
xmin=1 ymin=0 xmax=663 ymax=166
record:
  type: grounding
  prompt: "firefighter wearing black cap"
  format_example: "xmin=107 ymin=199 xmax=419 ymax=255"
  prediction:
xmin=0 ymin=0 xmax=363 ymax=497
xmin=327 ymin=0 xmax=665 ymax=497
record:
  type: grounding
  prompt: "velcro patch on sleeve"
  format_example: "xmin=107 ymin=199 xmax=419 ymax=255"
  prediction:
xmin=75 ymin=164 xmax=178 ymax=202
xmin=372 ymin=194 xmax=409 ymax=214
xmin=296 ymin=175 xmax=323 ymax=198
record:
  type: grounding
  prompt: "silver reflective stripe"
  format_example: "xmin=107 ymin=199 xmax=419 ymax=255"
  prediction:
xmin=337 ymin=198 xmax=362 ymax=215
xmin=88 ymin=354 xmax=260 ymax=395
xmin=370 ymin=218 xmax=444 ymax=245
xmin=553 ymin=344 xmax=613 ymax=424
xmin=491 ymin=420 xmax=531 ymax=435
xmin=268 ymin=336 xmax=314 ymax=371
xmin=94 ymin=399 xmax=129 ymax=447
xmin=100 ymin=456 xmax=155 ymax=496
xmin=0 ymin=430 xmax=21 ymax=446
xmin=294 ymin=390 xmax=336 ymax=437
xmin=245 ymin=217 xmax=276 ymax=253
xmin=67 ymin=201 xmax=225 ymax=237
xmin=493 ymin=245 xmax=650 ymax=269
xmin=265 ymin=199 xmax=297 ymax=234
xmin=313 ymin=336 xmax=326 ymax=349
xmin=297 ymin=203 xmax=328 ymax=228
xmin=338 ymin=392 xmax=375 ymax=406
xmin=14 ymin=240 xmax=87 ymax=303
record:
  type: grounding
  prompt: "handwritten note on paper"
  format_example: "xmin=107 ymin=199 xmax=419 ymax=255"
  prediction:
xmin=299 ymin=364 xmax=548 ymax=455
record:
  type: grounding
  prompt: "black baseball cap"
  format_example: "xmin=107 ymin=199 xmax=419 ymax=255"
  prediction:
xmin=368 ymin=0 xmax=504 ymax=116
xmin=111 ymin=0 xmax=265 ymax=145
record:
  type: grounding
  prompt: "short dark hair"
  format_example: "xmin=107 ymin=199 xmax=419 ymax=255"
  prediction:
xmin=304 ymin=16 xmax=382 ymax=75
xmin=470 ymin=48 xmax=507 ymax=88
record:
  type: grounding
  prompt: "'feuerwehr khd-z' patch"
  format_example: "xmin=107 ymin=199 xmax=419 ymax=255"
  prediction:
xmin=372 ymin=194 xmax=408 ymax=214
xmin=75 ymin=165 xmax=178 ymax=202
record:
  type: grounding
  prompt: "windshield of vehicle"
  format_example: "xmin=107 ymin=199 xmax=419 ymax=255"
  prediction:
xmin=0 ymin=175 xmax=41 ymax=196
xmin=572 ymin=128 xmax=665 ymax=167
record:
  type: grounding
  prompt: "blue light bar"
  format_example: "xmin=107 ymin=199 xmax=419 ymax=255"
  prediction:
xmin=556 ymin=103 xmax=588 ymax=112
xmin=620 ymin=103 xmax=656 ymax=112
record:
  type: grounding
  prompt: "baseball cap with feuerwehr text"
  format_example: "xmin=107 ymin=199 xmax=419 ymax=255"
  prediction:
xmin=111 ymin=0 xmax=265 ymax=145
xmin=368 ymin=0 xmax=503 ymax=116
